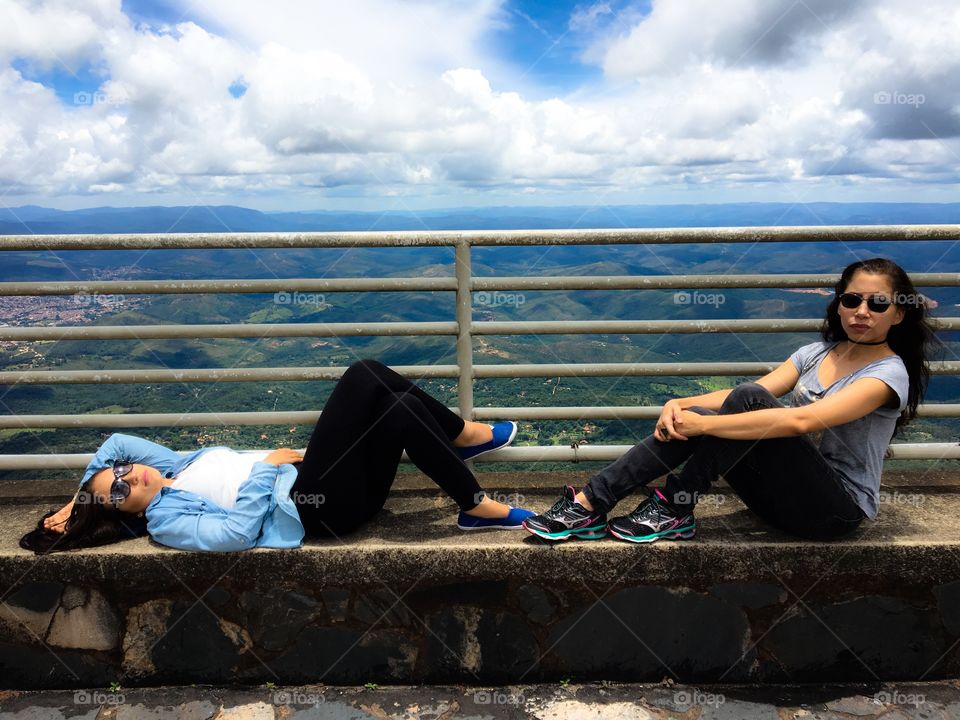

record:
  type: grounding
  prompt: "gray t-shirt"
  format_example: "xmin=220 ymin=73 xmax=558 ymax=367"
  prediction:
xmin=788 ymin=340 xmax=910 ymax=520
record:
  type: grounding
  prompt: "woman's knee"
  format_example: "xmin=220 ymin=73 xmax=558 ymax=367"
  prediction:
xmin=721 ymin=382 xmax=779 ymax=412
xmin=379 ymin=392 xmax=426 ymax=422
xmin=346 ymin=358 xmax=387 ymax=373
xmin=342 ymin=358 xmax=388 ymax=382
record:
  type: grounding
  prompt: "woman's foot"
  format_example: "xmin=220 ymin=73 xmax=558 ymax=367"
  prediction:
xmin=522 ymin=486 xmax=608 ymax=541
xmin=457 ymin=495 xmax=534 ymax=530
xmin=607 ymin=488 xmax=697 ymax=543
xmin=453 ymin=420 xmax=494 ymax=447
xmin=455 ymin=421 xmax=518 ymax=461
xmin=463 ymin=495 xmax=511 ymax=518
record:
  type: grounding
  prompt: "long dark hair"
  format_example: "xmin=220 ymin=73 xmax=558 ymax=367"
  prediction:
xmin=19 ymin=477 xmax=149 ymax=554
xmin=820 ymin=257 xmax=942 ymax=437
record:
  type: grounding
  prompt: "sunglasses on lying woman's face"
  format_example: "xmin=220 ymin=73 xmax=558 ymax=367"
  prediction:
xmin=109 ymin=461 xmax=134 ymax=507
xmin=837 ymin=292 xmax=894 ymax=313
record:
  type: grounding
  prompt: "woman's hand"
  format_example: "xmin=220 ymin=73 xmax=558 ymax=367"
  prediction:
xmin=654 ymin=399 xmax=688 ymax=441
xmin=656 ymin=399 xmax=710 ymax=441
xmin=674 ymin=409 xmax=707 ymax=438
xmin=263 ymin=448 xmax=305 ymax=466
xmin=42 ymin=497 xmax=76 ymax=534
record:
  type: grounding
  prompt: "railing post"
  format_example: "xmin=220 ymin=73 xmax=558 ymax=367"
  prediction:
xmin=455 ymin=239 xmax=474 ymax=420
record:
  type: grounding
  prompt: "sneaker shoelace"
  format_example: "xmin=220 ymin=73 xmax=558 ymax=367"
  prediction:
xmin=546 ymin=492 xmax=573 ymax=518
xmin=630 ymin=496 xmax=666 ymax=523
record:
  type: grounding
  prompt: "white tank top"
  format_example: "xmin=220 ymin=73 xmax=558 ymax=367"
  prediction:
xmin=171 ymin=448 xmax=271 ymax=510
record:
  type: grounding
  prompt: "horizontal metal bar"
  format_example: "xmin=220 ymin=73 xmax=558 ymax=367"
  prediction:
xmin=0 ymin=277 xmax=457 ymax=296
xmin=5 ymin=360 xmax=959 ymax=385
xmin=3 ymin=272 xmax=957 ymax=297
xmin=0 ymin=411 xmax=325 ymax=428
xmin=8 ymin=317 xmax=956 ymax=342
xmin=473 ymin=361 xmax=960 ymax=377
xmin=473 ymin=404 xmax=960 ymax=420
xmin=476 ymin=443 xmax=960 ymax=462
xmin=0 ymin=365 xmax=460 ymax=385
xmin=2 ymin=225 xmax=959 ymax=251
xmin=2 ymin=442 xmax=957 ymax=470
xmin=883 ymin=443 xmax=960 ymax=460
xmin=6 ymin=402 xmax=960 ymax=428
xmin=0 ymin=321 xmax=459 ymax=341
xmin=473 ymin=318 xmax=960 ymax=335
xmin=472 ymin=272 xmax=960 ymax=291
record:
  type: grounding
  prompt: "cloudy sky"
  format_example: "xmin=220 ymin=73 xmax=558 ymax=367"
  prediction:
xmin=2 ymin=0 xmax=959 ymax=210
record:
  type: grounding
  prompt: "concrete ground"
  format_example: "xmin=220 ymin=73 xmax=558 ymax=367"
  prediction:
xmin=2 ymin=681 xmax=960 ymax=719
xmin=5 ymin=469 xmax=960 ymax=589
xmin=4 ymin=469 xmax=960 ymax=692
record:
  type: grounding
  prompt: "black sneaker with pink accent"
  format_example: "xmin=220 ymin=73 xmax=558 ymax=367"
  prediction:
xmin=522 ymin=485 xmax=608 ymax=541
xmin=608 ymin=488 xmax=697 ymax=544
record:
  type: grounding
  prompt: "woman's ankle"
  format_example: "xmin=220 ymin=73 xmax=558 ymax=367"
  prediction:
xmin=453 ymin=421 xmax=493 ymax=448
xmin=462 ymin=496 xmax=510 ymax=518
xmin=574 ymin=490 xmax=594 ymax=512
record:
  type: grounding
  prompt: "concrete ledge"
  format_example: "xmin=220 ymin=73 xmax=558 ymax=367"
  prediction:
xmin=2 ymin=472 xmax=960 ymax=689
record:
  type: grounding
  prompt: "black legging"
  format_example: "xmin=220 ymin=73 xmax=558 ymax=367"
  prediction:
xmin=290 ymin=359 xmax=482 ymax=537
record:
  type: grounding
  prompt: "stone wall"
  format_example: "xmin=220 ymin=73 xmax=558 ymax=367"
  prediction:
xmin=2 ymin=575 xmax=958 ymax=689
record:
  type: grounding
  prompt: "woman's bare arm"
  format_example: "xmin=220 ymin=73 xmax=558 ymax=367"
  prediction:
xmin=696 ymin=377 xmax=896 ymax=440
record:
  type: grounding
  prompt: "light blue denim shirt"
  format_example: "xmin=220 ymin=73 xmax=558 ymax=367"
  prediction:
xmin=79 ymin=433 xmax=305 ymax=552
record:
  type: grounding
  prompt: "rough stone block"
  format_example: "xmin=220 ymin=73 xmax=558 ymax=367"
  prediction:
xmin=122 ymin=599 xmax=173 ymax=678
xmin=709 ymin=582 xmax=785 ymax=609
xmin=0 ymin=582 xmax=63 ymax=640
xmin=352 ymin=588 xmax=415 ymax=627
xmin=933 ymin=580 xmax=960 ymax=636
xmin=476 ymin=611 xmax=539 ymax=682
xmin=546 ymin=586 xmax=754 ymax=681
xmin=423 ymin=606 xmax=482 ymax=680
xmin=766 ymin=596 xmax=947 ymax=680
xmin=271 ymin=626 xmax=417 ymax=684
xmin=320 ymin=589 xmax=350 ymax=623
xmin=239 ymin=589 xmax=321 ymax=651
xmin=46 ymin=587 xmax=120 ymax=651
xmin=517 ymin=584 xmax=559 ymax=624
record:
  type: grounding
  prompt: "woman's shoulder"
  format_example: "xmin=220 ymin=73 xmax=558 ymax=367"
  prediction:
xmin=856 ymin=353 xmax=910 ymax=412
xmin=872 ymin=352 xmax=910 ymax=384
xmin=880 ymin=352 xmax=907 ymax=368
xmin=864 ymin=352 xmax=908 ymax=378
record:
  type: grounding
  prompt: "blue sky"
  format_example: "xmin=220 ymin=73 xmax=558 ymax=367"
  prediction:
xmin=487 ymin=0 xmax=618 ymax=94
xmin=1 ymin=0 xmax=958 ymax=211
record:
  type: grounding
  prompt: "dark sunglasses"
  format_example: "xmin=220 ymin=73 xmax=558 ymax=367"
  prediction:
xmin=110 ymin=461 xmax=134 ymax=506
xmin=838 ymin=292 xmax=894 ymax=313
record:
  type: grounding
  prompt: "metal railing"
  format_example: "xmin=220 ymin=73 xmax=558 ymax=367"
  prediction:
xmin=1 ymin=225 xmax=959 ymax=470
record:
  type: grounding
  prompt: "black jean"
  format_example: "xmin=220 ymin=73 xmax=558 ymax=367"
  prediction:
xmin=290 ymin=359 xmax=482 ymax=537
xmin=583 ymin=382 xmax=865 ymax=540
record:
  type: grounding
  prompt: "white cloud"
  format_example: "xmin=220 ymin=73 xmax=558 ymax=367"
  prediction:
xmin=0 ymin=0 xmax=116 ymax=67
xmin=0 ymin=0 xmax=958 ymax=207
xmin=179 ymin=0 xmax=504 ymax=84
xmin=596 ymin=0 xmax=872 ymax=78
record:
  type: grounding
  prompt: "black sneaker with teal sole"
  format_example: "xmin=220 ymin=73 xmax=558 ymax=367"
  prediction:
xmin=522 ymin=486 xmax=608 ymax=541
xmin=608 ymin=488 xmax=697 ymax=543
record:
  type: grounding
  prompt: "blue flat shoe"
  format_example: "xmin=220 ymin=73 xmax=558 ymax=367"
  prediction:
xmin=456 ymin=420 xmax=518 ymax=461
xmin=457 ymin=507 xmax=536 ymax=530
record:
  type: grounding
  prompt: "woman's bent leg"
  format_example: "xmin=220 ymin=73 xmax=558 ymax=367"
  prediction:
xmin=582 ymin=407 xmax=717 ymax=513
xmin=292 ymin=360 xmax=480 ymax=536
xmin=346 ymin=359 xmax=465 ymax=439
xmin=662 ymin=383 xmax=864 ymax=539
xmin=362 ymin=393 xmax=482 ymax=513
